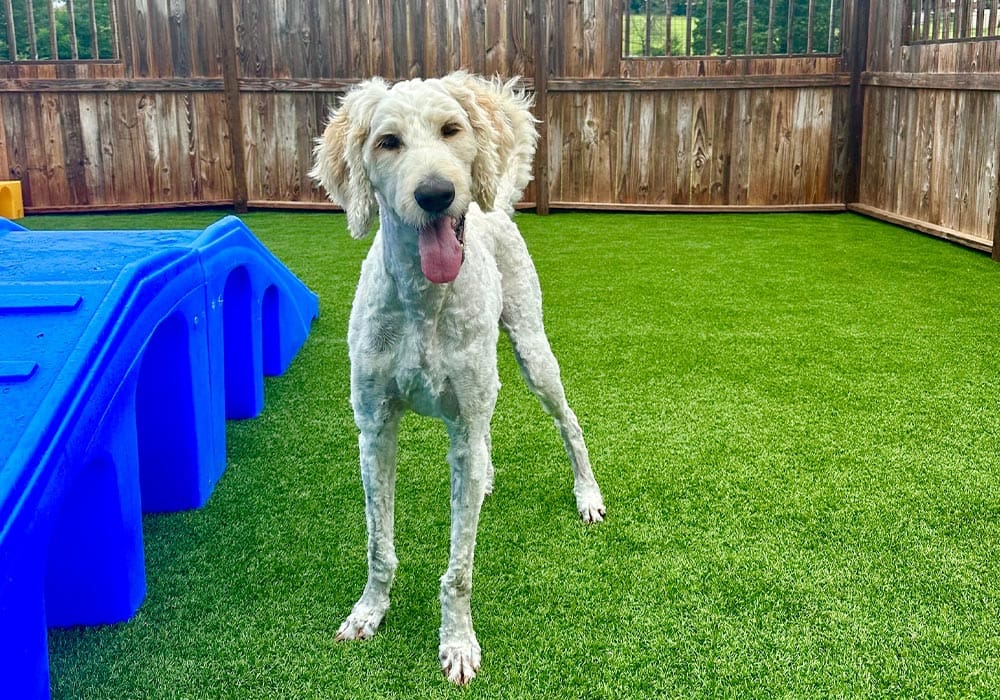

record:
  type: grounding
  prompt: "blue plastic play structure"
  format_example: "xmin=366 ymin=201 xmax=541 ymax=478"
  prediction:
xmin=0 ymin=215 xmax=319 ymax=698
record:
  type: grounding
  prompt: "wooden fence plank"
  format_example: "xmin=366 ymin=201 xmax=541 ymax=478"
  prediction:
xmin=549 ymin=75 xmax=851 ymax=90
xmin=729 ymin=90 xmax=752 ymax=204
xmin=690 ymin=92 xmax=713 ymax=203
xmin=850 ymin=202 xmax=992 ymax=251
xmin=1 ymin=94 xmax=26 ymax=199
xmin=844 ymin=0 xmax=869 ymax=203
xmin=864 ymin=70 xmax=1000 ymax=91
xmin=533 ymin=0 xmax=549 ymax=213
xmin=59 ymin=92 xmax=89 ymax=204
xmin=220 ymin=0 xmax=248 ymax=211
xmin=88 ymin=94 xmax=110 ymax=202
xmin=0 ymin=95 xmax=9 ymax=179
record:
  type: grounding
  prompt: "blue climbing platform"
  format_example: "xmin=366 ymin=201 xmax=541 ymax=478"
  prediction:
xmin=0 ymin=215 xmax=319 ymax=698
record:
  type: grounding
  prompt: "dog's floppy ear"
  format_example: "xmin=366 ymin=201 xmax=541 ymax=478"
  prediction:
xmin=439 ymin=72 xmax=539 ymax=214
xmin=310 ymin=78 xmax=389 ymax=239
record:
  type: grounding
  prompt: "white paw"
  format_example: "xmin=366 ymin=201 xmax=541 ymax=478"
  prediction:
xmin=439 ymin=637 xmax=482 ymax=685
xmin=484 ymin=461 xmax=495 ymax=496
xmin=576 ymin=485 xmax=606 ymax=524
xmin=334 ymin=602 xmax=387 ymax=641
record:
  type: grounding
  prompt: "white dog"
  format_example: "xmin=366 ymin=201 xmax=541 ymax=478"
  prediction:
xmin=310 ymin=72 xmax=605 ymax=685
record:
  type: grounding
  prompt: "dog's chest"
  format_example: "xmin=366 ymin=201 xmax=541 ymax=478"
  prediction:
xmin=392 ymin=315 xmax=455 ymax=388
xmin=360 ymin=303 xmax=497 ymax=417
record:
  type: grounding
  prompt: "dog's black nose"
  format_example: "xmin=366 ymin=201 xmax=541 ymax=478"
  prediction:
xmin=414 ymin=177 xmax=455 ymax=214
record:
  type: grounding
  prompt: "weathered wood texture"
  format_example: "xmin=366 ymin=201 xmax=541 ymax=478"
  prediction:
xmin=859 ymin=85 xmax=999 ymax=250
xmin=860 ymin=2 xmax=1000 ymax=248
xmin=114 ymin=0 xmax=225 ymax=79
xmin=1 ymin=0 xmax=995 ymax=253
xmin=1 ymin=0 xmax=535 ymax=211
xmin=548 ymin=87 xmax=849 ymax=207
xmin=230 ymin=0 xmax=534 ymax=81
xmin=0 ymin=62 xmax=233 ymax=209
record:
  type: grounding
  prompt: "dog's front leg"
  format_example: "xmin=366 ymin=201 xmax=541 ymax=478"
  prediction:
xmin=439 ymin=422 xmax=490 ymax=685
xmin=336 ymin=404 xmax=403 ymax=641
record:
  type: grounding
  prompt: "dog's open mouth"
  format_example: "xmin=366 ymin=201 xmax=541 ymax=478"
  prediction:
xmin=417 ymin=215 xmax=466 ymax=284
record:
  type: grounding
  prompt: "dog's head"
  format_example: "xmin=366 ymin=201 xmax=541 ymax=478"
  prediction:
xmin=310 ymin=72 xmax=538 ymax=282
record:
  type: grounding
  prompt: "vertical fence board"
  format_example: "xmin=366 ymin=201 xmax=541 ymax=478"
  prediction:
xmin=221 ymin=0 xmax=248 ymax=210
xmin=729 ymin=90 xmax=751 ymax=204
xmin=58 ymin=93 xmax=89 ymax=205
xmin=0 ymin=96 xmax=9 ymax=180
xmin=75 ymin=94 xmax=100 ymax=201
xmin=1 ymin=94 xmax=25 ymax=200
xmin=671 ymin=93 xmax=694 ymax=202
xmin=406 ymin=2 xmax=424 ymax=77
xmin=533 ymin=0 xmax=550 ymax=213
xmin=689 ymin=93 xmax=713 ymax=203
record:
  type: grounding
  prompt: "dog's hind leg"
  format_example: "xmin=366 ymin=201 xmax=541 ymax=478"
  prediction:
xmin=438 ymin=422 xmax=491 ymax=684
xmin=336 ymin=404 xmax=404 ymax=641
xmin=504 ymin=323 xmax=606 ymax=523
xmin=496 ymin=238 xmax=606 ymax=523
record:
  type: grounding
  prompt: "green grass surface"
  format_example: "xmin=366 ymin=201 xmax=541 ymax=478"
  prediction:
xmin=625 ymin=14 xmax=694 ymax=56
xmin=29 ymin=210 xmax=1000 ymax=698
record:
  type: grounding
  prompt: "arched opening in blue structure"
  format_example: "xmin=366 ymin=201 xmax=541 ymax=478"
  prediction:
xmin=45 ymin=446 xmax=145 ymax=627
xmin=135 ymin=312 xmax=201 ymax=512
xmin=262 ymin=284 xmax=281 ymax=376
xmin=223 ymin=266 xmax=260 ymax=419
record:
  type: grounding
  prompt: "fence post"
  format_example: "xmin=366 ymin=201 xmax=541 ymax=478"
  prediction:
xmin=220 ymin=0 xmax=249 ymax=214
xmin=844 ymin=0 xmax=871 ymax=205
xmin=987 ymin=0 xmax=1000 ymax=259
xmin=533 ymin=0 xmax=550 ymax=215
xmin=993 ymin=157 xmax=1000 ymax=260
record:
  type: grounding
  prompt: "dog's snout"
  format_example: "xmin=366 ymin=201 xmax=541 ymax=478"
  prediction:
xmin=414 ymin=177 xmax=456 ymax=214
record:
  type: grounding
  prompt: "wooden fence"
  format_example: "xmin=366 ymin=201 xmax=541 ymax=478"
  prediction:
xmin=0 ymin=1 xmax=997 ymax=255
xmin=857 ymin=1 xmax=1000 ymax=253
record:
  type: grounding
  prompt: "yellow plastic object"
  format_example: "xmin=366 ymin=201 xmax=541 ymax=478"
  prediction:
xmin=0 ymin=181 xmax=24 ymax=220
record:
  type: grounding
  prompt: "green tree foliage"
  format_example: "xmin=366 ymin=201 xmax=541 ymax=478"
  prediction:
xmin=690 ymin=0 xmax=842 ymax=54
xmin=627 ymin=0 xmax=842 ymax=56
xmin=1 ymin=0 xmax=114 ymax=61
xmin=629 ymin=0 xmax=690 ymax=12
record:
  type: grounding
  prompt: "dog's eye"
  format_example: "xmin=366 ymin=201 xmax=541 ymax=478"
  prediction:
xmin=376 ymin=134 xmax=402 ymax=151
xmin=441 ymin=122 xmax=462 ymax=138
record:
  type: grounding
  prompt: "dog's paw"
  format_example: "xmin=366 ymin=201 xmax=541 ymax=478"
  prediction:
xmin=439 ymin=637 xmax=482 ymax=685
xmin=576 ymin=485 xmax=606 ymax=524
xmin=334 ymin=603 xmax=387 ymax=641
xmin=484 ymin=460 xmax=495 ymax=496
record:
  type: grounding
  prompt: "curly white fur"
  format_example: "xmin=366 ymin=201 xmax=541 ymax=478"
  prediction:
xmin=311 ymin=72 xmax=605 ymax=685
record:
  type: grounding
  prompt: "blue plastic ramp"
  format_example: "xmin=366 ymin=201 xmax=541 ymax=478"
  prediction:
xmin=0 ymin=215 xmax=319 ymax=698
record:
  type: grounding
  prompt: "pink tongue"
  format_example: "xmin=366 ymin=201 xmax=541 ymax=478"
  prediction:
xmin=417 ymin=217 xmax=463 ymax=284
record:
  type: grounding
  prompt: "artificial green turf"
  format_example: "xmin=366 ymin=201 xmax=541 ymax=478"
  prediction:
xmin=29 ymin=210 xmax=1000 ymax=698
